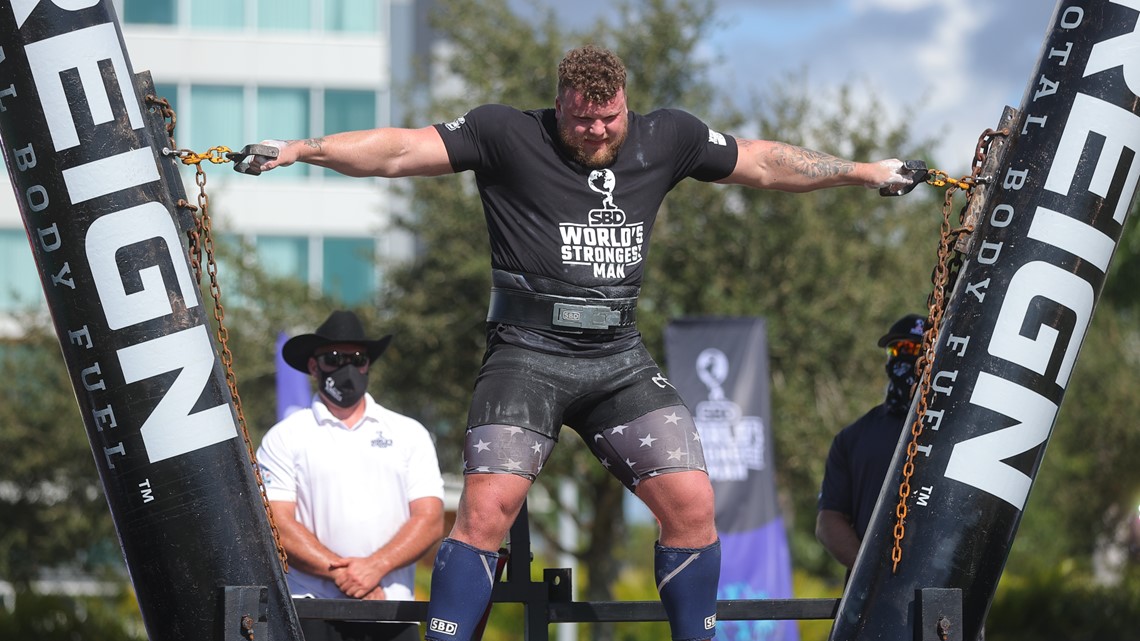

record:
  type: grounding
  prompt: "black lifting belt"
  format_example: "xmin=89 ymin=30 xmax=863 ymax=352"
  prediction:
xmin=487 ymin=287 xmax=638 ymax=332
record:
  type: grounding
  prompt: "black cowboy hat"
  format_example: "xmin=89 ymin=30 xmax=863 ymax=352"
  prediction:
xmin=877 ymin=313 xmax=926 ymax=347
xmin=281 ymin=310 xmax=393 ymax=373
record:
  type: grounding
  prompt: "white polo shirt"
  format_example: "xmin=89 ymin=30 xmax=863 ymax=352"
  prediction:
xmin=256 ymin=393 xmax=444 ymax=600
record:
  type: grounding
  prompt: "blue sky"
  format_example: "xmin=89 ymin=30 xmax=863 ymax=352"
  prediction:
xmin=535 ymin=0 xmax=1060 ymax=172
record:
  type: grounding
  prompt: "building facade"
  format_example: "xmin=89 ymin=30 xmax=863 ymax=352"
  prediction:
xmin=0 ymin=0 xmax=431 ymax=333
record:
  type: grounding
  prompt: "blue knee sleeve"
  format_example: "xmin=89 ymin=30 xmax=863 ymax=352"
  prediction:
xmin=655 ymin=539 xmax=721 ymax=641
xmin=425 ymin=538 xmax=500 ymax=641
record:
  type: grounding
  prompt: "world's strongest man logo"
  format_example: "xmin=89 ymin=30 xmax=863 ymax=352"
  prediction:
xmin=558 ymin=169 xmax=644 ymax=279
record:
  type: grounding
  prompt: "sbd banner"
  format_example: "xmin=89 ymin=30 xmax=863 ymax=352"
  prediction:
xmin=664 ymin=318 xmax=797 ymax=641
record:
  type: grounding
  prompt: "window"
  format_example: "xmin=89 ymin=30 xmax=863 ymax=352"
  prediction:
xmin=0 ymin=229 xmax=43 ymax=312
xmin=322 ymin=237 xmax=374 ymax=305
xmin=122 ymin=0 xmax=384 ymax=33
xmin=191 ymin=0 xmax=245 ymax=29
xmin=256 ymin=236 xmax=309 ymax=282
xmin=322 ymin=89 xmax=375 ymax=178
xmin=189 ymin=85 xmax=243 ymax=182
xmin=124 ymin=0 xmax=176 ymax=25
xmin=258 ymin=0 xmax=310 ymax=30
xmin=325 ymin=0 xmax=379 ymax=33
xmin=324 ymin=89 xmax=375 ymax=132
xmin=152 ymin=82 xmax=178 ymax=115
xmin=257 ymin=87 xmax=311 ymax=179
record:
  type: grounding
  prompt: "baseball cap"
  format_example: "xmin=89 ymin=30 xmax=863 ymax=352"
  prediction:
xmin=877 ymin=313 xmax=926 ymax=347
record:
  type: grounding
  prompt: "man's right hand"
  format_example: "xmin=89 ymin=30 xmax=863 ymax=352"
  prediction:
xmin=361 ymin=586 xmax=387 ymax=601
xmin=230 ymin=139 xmax=288 ymax=175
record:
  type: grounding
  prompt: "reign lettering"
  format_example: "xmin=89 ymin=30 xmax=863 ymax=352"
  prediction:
xmin=117 ymin=325 xmax=238 ymax=463
xmin=25 ymin=21 xmax=143 ymax=151
xmin=86 ymin=202 xmax=198 ymax=330
xmin=989 ymin=261 xmax=1092 ymax=388
xmin=946 ymin=373 xmax=1056 ymax=509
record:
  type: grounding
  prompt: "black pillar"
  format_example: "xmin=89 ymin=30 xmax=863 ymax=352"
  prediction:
xmin=832 ymin=2 xmax=1140 ymax=639
xmin=0 ymin=2 xmax=302 ymax=639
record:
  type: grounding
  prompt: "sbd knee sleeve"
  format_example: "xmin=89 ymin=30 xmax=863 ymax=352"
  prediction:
xmin=655 ymin=539 xmax=721 ymax=641
xmin=425 ymin=538 xmax=500 ymax=641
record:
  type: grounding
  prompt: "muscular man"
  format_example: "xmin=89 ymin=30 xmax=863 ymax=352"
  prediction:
xmin=241 ymin=45 xmax=921 ymax=641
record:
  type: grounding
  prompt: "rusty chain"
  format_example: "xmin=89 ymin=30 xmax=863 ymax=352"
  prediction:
xmin=145 ymin=94 xmax=289 ymax=572
xmin=890 ymin=128 xmax=1009 ymax=572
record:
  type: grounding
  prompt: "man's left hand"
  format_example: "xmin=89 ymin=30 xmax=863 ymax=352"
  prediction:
xmin=329 ymin=557 xmax=384 ymax=599
xmin=874 ymin=159 xmax=928 ymax=196
xmin=362 ymin=586 xmax=387 ymax=601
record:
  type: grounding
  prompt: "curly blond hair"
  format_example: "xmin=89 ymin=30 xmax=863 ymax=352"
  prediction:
xmin=557 ymin=45 xmax=627 ymax=104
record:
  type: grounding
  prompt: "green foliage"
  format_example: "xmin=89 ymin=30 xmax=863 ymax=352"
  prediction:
xmin=0 ymin=589 xmax=146 ymax=641
xmin=0 ymin=319 xmax=118 ymax=587
xmin=988 ymin=565 xmax=1140 ymax=641
xmin=790 ymin=569 xmax=842 ymax=641
xmin=1101 ymin=197 xmax=1140 ymax=314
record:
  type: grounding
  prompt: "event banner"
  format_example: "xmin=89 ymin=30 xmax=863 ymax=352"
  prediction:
xmin=664 ymin=317 xmax=798 ymax=641
xmin=276 ymin=331 xmax=312 ymax=421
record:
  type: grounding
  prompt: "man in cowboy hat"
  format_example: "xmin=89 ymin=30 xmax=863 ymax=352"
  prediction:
xmin=816 ymin=313 xmax=926 ymax=573
xmin=256 ymin=310 xmax=444 ymax=641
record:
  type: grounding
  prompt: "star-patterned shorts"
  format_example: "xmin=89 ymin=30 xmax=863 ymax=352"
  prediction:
xmin=463 ymin=342 xmax=707 ymax=491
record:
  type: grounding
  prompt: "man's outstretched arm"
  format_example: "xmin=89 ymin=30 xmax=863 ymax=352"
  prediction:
xmin=718 ymin=138 xmax=919 ymax=195
xmin=243 ymin=126 xmax=454 ymax=178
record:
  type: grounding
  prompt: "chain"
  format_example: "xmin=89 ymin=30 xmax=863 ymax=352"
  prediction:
xmin=890 ymin=128 xmax=1009 ymax=572
xmin=171 ymin=145 xmax=235 ymax=166
xmin=923 ymin=169 xmax=974 ymax=191
xmin=145 ymin=94 xmax=289 ymax=571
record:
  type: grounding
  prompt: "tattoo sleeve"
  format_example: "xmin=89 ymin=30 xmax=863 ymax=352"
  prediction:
xmin=770 ymin=142 xmax=854 ymax=179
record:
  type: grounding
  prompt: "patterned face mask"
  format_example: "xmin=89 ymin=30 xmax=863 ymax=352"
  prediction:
xmin=884 ymin=354 xmax=918 ymax=415
xmin=321 ymin=364 xmax=369 ymax=408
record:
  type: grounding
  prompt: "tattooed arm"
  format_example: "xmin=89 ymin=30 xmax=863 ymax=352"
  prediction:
xmin=250 ymin=126 xmax=454 ymax=178
xmin=718 ymin=138 xmax=905 ymax=193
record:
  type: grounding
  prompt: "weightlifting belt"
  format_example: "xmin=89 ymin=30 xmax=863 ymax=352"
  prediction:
xmin=487 ymin=287 xmax=638 ymax=332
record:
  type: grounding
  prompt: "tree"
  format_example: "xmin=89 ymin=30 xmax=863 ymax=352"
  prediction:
xmin=0 ymin=314 xmax=119 ymax=587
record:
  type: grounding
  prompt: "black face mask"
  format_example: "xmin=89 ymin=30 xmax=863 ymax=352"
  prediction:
xmin=884 ymin=355 xmax=918 ymax=415
xmin=320 ymin=364 xmax=369 ymax=408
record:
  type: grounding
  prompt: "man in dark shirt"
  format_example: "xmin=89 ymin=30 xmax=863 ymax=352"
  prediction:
xmin=817 ymin=313 xmax=926 ymax=571
xmin=241 ymin=45 xmax=922 ymax=641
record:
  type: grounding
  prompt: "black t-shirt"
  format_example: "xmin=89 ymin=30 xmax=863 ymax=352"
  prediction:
xmin=818 ymin=404 xmax=909 ymax=539
xmin=434 ymin=104 xmax=738 ymax=355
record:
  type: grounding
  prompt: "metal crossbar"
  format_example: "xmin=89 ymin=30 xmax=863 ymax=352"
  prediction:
xmin=289 ymin=500 xmax=963 ymax=641
xmin=292 ymin=501 xmax=841 ymax=641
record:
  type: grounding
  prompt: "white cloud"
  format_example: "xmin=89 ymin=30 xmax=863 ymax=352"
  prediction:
xmin=851 ymin=0 xmax=939 ymax=13
xmin=520 ymin=0 xmax=1054 ymax=168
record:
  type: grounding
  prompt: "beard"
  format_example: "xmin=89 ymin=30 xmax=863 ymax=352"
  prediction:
xmin=557 ymin=119 xmax=628 ymax=169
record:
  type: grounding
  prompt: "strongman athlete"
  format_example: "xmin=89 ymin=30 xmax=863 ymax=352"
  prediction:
xmin=239 ymin=45 xmax=921 ymax=641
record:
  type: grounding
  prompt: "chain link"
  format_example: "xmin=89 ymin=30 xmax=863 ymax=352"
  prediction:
xmin=145 ymin=94 xmax=289 ymax=572
xmin=890 ymin=128 xmax=1009 ymax=572
xmin=171 ymin=145 xmax=235 ymax=166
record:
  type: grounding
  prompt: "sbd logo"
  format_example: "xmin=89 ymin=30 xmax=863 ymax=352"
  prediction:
xmin=429 ymin=618 xmax=458 ymax=635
